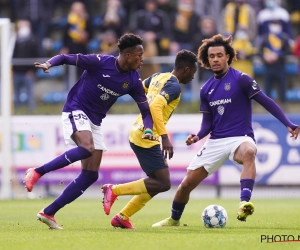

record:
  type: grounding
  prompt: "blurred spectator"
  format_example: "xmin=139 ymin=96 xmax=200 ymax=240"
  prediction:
xmin=140 ymin=32 xmax=160 ymax=80
xmin=0 ymin=1 xmax=9 ymax=18
xmin=100 ymin=0 xmax=128 ymax=37
xmin=130 ymin=0 xmax=172 ymax=57
xmin=287 ymin=0 xmax=300 ymax=9
xmin=11 ymin=0 xmax=55 ymax=56
xmin=257 ymin=0 xmax=293 ymax=44
xmin=156 ymin=0 xmax=177 ymax=20
xmin=99 ymin=30 xmax=119 ymax=56
xmin=170 ymin=0 xmax=200 ymax=53
xmin=219 ymin=0 xmax=257 ymax=43
xmin=223 ymin=0 xmax=265 ymax=15
xmin=122 ymin=0 xmax=146 ymax=24
xmin=192 ymin=16 xmax=218 ymax=83
xmin=60 ymin=1 xmax=93 ymax=79
xmin=194 ymin=0 xmax=223 ymax=25
xmin=60 ymin=1 xmax=93 ymax=55
xmin=287 ymin=0 xmax=300 ymax=36
xmin=13 ymin=20 xmax=39 ymax=111
xmin=292 ymin=30 xmax=300 ymax=73
xmin=231 ymin=25 xmax=257 ymax=77
xmin=259 ymin=19 xmax=290 ymax=104
xmin=246 ymin=0 xmax=265 ymax=15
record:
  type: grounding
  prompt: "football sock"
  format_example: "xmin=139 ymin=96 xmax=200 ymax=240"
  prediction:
xmin=35 ymin=146 xmax=92 ymax=176
xmin=171 ymin=200 xmax=186 ymax=221
xmin=119 ymin=193 xmax=152 ymax=220
xmin=112 ymin=179 xmax=147 ymax=196
xmin=240 ymin=178 xmax=255 ymax=202
xmin=44 ymin=170 xmax=98 ymax=215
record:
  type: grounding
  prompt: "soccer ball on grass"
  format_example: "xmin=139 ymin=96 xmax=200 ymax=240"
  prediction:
xmin=201 ymin=204 xmax=228 ymax=228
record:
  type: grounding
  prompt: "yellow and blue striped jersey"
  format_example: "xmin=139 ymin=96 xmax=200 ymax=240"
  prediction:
xmin=129 ymin=72 xmax=182 ymax=148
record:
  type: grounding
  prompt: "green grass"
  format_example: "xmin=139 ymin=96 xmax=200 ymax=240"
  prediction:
xmin=1 ymin=198 xmax=300 ymax=250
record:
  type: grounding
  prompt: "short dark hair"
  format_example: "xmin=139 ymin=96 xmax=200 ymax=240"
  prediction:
xmin=197 ymin=34 xmax=237 ymax=69
xmin=174 ymin=49 xmax=197 ymax=70
xmin=117 ymin=33 xmax=143 ymax=52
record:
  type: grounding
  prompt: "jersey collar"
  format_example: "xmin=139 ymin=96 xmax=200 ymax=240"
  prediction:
xmin=115 ymin=58 xmax=128 ymax=74
xmin=214 ymin=67 xmax=230 ymax=80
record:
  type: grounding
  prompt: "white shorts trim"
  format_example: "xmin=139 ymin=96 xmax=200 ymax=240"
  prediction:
xmin=62 ymin=110 xmax=107 ymax=151
xmin=187 ymin=136 xmax=256 ymax=175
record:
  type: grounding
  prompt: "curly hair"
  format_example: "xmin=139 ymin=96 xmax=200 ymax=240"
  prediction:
xmin=197 ymin=34 xmax=237 ymax=69
xmin=174 ymin=49 xmax=197 ymax=70
xmin=117 ymin=33 xmax=143 ymax=52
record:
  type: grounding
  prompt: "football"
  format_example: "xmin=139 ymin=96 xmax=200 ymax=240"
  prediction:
xmin=201 ymin=204 xmax=228 ymax=228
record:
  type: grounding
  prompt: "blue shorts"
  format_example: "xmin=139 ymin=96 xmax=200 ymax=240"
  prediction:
xmin=130 ymin=142 xmax=168 ymax=175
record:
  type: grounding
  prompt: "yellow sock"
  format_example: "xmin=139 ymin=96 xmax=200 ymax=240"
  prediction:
xmin=119 ymin=193 xmax=152 ymax=220
xmin=112 ymin=179 xmax=147 ymax=196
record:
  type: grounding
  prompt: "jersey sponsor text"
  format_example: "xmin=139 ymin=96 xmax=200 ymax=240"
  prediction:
xmin=209 ymin=98 xmax=232 ymax=106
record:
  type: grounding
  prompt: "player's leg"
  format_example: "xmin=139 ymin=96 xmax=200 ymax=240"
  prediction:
xmin=145 ymin=168 xmax=171 ymax=194
xmin=102 ymin=143 xmax=169 ymax=215
xmin=37 ymin=150 xmax=102 ymax=229
xmin=110 ymin=168 xmax=171 ymax=229
xmin=108 ymin=168 xmax=170 ymax=197
xmin=110 ymin=193 xmax=152 ymax=230
xmin=152 ymin=138 xmax=228 ymax=227
xmin=24 ymin=111 xmax=94 ymax=192
xmin=103 ymin=144 xmax=170 ymax=228
xmin=232 ymin=139 xmax=257 ymax=221
xmin=37 ymin=121 xmax=106 ymax=229
xmin=152 ymin=167 xmax=208 ymax=227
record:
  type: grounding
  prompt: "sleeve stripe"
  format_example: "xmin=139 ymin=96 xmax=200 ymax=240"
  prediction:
xmin=249 ymin=90 xmax=262 ymax=99
xmin=136 ymin=100 xmax=148 ymax=104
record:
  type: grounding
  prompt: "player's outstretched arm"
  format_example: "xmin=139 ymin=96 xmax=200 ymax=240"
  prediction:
xmin=34 ymin=61 xmax=51 ymax=73
xmin=287 ymin=126 xmax=300 ymax=139
xmin=253 ymin=92 xmax=299 ymax=136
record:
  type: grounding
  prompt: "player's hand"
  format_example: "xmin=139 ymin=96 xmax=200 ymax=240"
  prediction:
xmin=288 ymin=126 xmax=300 ymax=139
xmin=186 ymin=134 xmax=199 ymax=146
xmin=34 ymin=61 xmax=51 ymax=73
xmin=142 ymin=129 xmax=158 ymax=141
xmin=161 ymin=134 xmax=173 ymax=160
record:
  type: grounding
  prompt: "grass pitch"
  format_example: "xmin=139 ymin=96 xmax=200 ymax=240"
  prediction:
xmin=1 ymin=198 xmax=300 ymax=250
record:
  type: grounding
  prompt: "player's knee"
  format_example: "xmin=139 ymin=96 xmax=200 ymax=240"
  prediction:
xmin=159 ymin=181 xmax=171 ymax=192
xmin=79 ymin=143 xmax=95 ymax=154
xmin=179 ymin=180 xmax=193 ymax=193
xmin=243 ymin=147 xmax=256 ymax=161
xmin=77 ymin=145 xmax=93 ymax=159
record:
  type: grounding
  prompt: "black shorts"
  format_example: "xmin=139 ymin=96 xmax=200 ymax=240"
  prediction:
xmin=130 ymin=142 xmax=168 ymax=176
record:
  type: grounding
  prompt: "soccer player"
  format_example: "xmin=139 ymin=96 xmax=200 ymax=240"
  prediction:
xmin=152 ymin=34 xmax=300 ymax=227
xmin=23 ymin=33 xmax=156 ymax=229
xmin=101 ymin=50 xmax=198 ymax=229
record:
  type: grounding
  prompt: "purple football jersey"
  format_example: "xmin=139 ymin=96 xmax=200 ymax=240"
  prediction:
xmin=200 ymin=67 xmax=261 ymax=141
xmin=48 ymin=54 xmax=147 ymax=125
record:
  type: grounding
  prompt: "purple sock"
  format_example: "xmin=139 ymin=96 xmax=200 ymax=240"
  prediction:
xmin=44 ymin=170 xmax=98 ymax=215
xmin=171 ymin=200 xmax=186 ymax=221
xmin=35 ymin=146 xmax=92 ymax=176
xmin=240 ymin=178 xmax=255 ymax=202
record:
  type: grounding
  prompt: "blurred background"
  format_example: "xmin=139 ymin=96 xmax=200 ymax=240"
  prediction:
xmin=0 ymin=0 xmax=299 ymax=199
